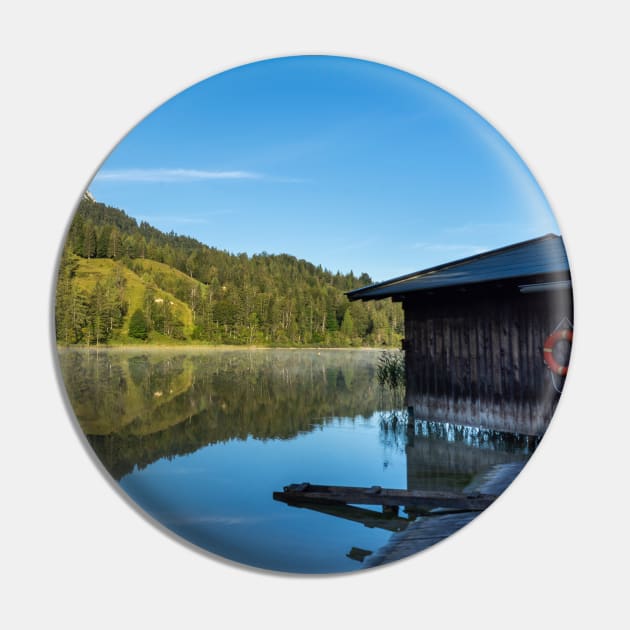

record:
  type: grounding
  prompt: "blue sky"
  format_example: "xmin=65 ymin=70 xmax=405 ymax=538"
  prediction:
xmin=88 ymin=55 xmax=558 ymax=282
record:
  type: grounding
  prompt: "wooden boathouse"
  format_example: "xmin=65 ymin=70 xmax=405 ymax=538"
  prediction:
xmin=347 ymin=234 xmax=573 ymax=437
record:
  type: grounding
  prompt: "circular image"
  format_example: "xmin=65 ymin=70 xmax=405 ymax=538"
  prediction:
xmin=55 ymin=55 xmax=573 ymax=573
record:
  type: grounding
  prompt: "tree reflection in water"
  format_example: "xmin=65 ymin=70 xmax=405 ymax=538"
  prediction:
xmin=59 ymin=348 xmax=389 ymax=480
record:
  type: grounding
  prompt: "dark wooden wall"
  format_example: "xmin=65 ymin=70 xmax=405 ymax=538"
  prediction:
xmin=402 ymin=285 xmax=573 ymax=436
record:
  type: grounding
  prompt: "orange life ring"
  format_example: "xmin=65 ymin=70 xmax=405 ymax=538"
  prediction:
xmin=543 ymin=329 xmax=573 ymax=376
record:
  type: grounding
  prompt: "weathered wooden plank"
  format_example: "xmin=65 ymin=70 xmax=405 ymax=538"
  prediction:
xmin=436 ymin=312 xmax=445 ymax=398
xmin=510 ymin=307 xmax=521 ymax=408
xmin=478 ymin=307 xmax=489 ymax=409
xmin=469 ymin=307 xmax=479 ymax=409
xmin=490 ymin=303 xmax=502 ymax=409
xmin=273 ymin=483 xmax=497 ymax=512
xmin=461 ymin=317 xmax=469 ymax=418
xmin=442 ymin=312 xmax=452 ymax=401
xmin=427 ymin=316 xmax=436 ymax=396
xmin=501 ymin=303 xmax=512 ymax=404
xmin=347 ymin=547 xmax=373 ymax=563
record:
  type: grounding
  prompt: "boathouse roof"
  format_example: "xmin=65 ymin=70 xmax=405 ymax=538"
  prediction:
xmin=347 ymin=234 xmax=571 ymax=302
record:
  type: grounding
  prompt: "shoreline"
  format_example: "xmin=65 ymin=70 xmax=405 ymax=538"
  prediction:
xmin=56 ymin=344 xmax=397 ymax=352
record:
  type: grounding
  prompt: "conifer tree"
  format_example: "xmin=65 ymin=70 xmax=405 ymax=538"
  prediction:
xmin=97 ymin=225 xmax=112 ymax=258
xmin=128 ymin=308 xmax=149 ymax=340
xmin=107 ymin=228 xmax=120 ymax=259
xmin=83 ymin=223 xmax=97 ymax=258
xmin=340 ymin=309 xmax=354 ymax=338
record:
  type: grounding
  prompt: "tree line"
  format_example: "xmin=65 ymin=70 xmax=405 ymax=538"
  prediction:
xmin=55 ymin=193 xmax=403 ymax=347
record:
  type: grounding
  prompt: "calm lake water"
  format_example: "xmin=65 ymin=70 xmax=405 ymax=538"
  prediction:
xmin=58 ymin=348 xmax=532 ymax=573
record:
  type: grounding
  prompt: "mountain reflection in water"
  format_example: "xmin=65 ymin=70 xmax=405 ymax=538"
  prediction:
xmin=58 ymin=348 xmax=532 ymax=573
xmin=59 ymin=348 xmax=385 ymax=479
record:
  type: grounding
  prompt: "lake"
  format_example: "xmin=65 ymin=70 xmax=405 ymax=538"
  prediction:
xmin=57 ymin=347 xmax=533 ymax=573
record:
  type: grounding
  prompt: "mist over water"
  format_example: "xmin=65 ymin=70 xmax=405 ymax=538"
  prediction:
xmin=59 ymin=348 xmax=530 ymax=573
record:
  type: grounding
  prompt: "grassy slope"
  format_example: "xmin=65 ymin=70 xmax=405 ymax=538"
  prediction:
xmin=128 ymin=258 xmax=201 ymax=336
xmin=72 ymin=257 xmax=196 ymax=342
xmin=131 ymin=259 xmax=201 ymax=305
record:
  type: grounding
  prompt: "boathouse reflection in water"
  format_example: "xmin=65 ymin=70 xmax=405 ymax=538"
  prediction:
xmin=276 ymin=416 xmax=531 ymax=564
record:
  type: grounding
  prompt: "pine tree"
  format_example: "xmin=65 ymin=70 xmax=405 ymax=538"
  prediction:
xmin=107 ymin=228 xmax=120 ymax=259
xmin=83 ymin=223 xmax=97 ymax=258
xmin=55 ymin=250 xmax=75 ymax=344
xmin=326 ymin=309 xmax=339 ymax=332
xmin=340 ymin=308 xmax=354 ymax=339
xmin=97 ymin=225 xmax=112 ymax=258
xmin=88 ymin=281 xmax=109 ymax=345
xmin=128 ymin=308 xmax=149 ymax=340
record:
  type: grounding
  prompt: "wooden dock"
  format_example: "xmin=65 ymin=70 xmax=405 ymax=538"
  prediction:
xmin=364 ymin=462 xmax=526 ymax=567
xmin=273 ymin=483 xmax=497 ymax=513
xmin=272 ymin=462 xmax=526 ymax=568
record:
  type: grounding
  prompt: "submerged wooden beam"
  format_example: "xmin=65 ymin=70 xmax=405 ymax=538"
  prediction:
xmin=272 ymin=497 xmax=413 ymax=532
xmin=273 ymin=483 xmax=497 ymax=512
xmin=346 ymin=547 xmax=374 ymax=563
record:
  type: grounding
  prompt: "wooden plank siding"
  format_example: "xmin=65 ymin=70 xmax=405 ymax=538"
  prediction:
xmin=402 ymin=285 xmax=573 ymax=436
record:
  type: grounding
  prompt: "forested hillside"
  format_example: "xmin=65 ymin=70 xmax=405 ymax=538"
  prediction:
xmin=55 ymin=193 xmax=403 ymax=346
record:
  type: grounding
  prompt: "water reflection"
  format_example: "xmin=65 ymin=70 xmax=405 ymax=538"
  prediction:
xmin=58 ymin=348 xmax=532 ymax=573
xmin=59 ymin=348 xmax=384 ymax=479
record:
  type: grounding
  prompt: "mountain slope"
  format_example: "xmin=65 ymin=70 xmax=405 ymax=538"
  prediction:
xmin=55 ymin=194 xmax=403 ymax=347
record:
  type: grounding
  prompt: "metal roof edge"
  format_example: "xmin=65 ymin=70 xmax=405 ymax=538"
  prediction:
xmin=346 ymin=233 xmax=562 ymax=300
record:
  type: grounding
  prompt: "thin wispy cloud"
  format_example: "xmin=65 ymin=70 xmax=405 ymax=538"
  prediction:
xmin=94 ymin=168 xmax=263 ymax=183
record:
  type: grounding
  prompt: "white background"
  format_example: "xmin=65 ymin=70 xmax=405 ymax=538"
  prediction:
xmin=1 ymin=1 xmax=628 ymax=628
